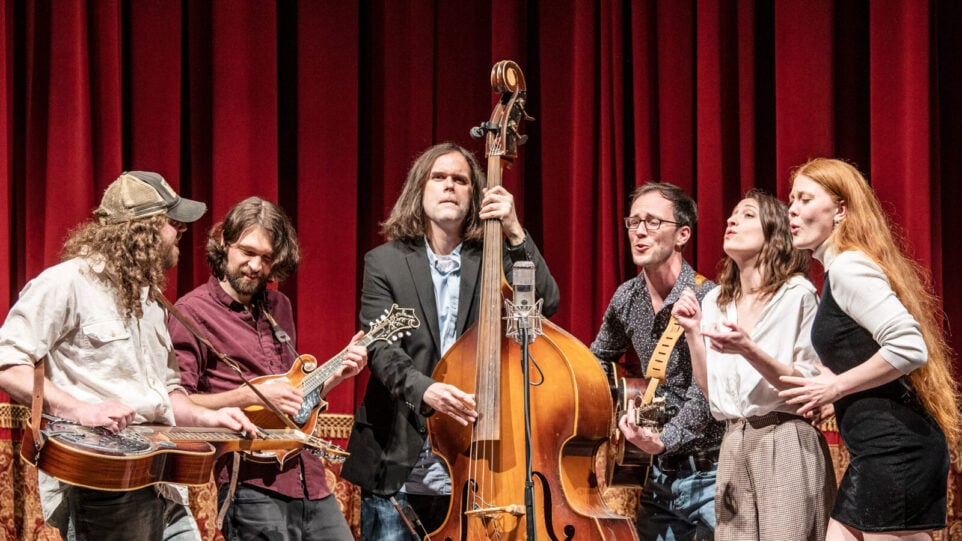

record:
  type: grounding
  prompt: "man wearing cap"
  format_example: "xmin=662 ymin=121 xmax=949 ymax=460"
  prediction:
xmin=0 ymin=171 xmax=259 ymax=540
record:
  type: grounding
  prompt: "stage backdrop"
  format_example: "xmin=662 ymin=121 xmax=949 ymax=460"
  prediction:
xmin=1 ymin=0 xmax=960 ymax=539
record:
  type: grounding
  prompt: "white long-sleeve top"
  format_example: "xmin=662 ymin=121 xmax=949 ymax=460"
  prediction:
xmin=702 ymin=275 xmax=821 ymax=420
xmin=814 ymin=244 xmax=927 ymax=374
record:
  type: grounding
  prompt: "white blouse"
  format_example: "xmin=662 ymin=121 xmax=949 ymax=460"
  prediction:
xmin=702 ymin=275 xmax=820 ymax=420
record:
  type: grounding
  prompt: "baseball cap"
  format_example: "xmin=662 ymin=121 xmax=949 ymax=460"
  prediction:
xmin=96 ymin=171 xmax=207 ymax=224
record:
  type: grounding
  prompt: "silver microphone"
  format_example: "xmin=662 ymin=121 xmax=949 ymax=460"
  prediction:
xmin=505 ymin=261 xmax=543 ymax=343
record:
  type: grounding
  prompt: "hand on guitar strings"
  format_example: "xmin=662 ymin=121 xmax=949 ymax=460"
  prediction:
xmin=619 ymin=400 xmax=666 ymax=455
xmin=254 ymin=381 xmax=305 ymax=417
xmin=422 ymin=382 xmax=478 ymax=426
xmin=169 ymin=392 xmax=261 ymax=438
xmin=77 ymin=400 xmax=135 ymax=433
xmin=220 ymin=407 xmax=262 ymax=439
xmin=330 ymin=331 xmax=369 ymax=384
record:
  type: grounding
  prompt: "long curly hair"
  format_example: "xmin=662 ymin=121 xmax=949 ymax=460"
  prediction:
xmin=61 ymin=215 xmax=169 ymax=319
xmin=715 ymin=189 xmax=809 ymax=306
xmin=380 ymin=143 xmax=486 ymax=242
xmin=791 ymin=158 xmax=961 ymax=445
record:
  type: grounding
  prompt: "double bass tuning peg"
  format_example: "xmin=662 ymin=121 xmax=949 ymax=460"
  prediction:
xmin=469 ymin=121 xmax=500 ymax=140
xmin=516 ymin=98 xmax=535 ymax=122
xmin=509 ymin=124 xmax=528 ymax=146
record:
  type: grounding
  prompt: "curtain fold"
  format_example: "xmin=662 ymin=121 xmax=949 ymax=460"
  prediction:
xmin=1 ymin=1 xmax=960 ymax=538
xmin=3 ymin=0 xmax=960 ymax=443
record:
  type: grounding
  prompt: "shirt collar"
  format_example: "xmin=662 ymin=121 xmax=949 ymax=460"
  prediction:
xmin=205 ymin=274 xmax=267 ymax=312
xmin=84 ymin=254 xmax=108 ymax=274
xmin=664 ymin=260 xmax=697 ymax=306
xmin=813 ymin=240 xmax=838 ymax=270
xmin=425 ymin=239 xmax=463 ymax=269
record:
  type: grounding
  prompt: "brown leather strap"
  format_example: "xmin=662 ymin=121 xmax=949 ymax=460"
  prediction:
xmin=216 ymin=452 xmax=243 ymax=529
xmin=642 ymin=318 xmax=683 ymax=405
xmin=155 ymin=291 xmax=299 ymax=431
xmin=30 ymin=358 xmax=45 ymax=455
xmin=641 ymin=272 xmax=709 ymax=405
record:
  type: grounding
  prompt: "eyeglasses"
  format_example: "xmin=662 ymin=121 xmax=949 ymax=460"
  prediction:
xmin=624 ymin=216 xmax=680 ymax=232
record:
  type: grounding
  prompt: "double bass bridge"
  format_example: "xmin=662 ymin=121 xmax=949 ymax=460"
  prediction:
xmin=463 ymin=504 xmax=525 ymax=518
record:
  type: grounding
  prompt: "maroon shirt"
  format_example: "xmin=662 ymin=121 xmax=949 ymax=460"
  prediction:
xmin=168 ymin=276 xmax=331 ymax=499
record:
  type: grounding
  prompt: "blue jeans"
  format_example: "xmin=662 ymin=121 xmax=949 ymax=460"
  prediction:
xmin=360 ymin=490 xmax=449 ymax=541
xmin=63 ymin=487 xmax=200 ymax=541
xmin=636 ymin=463 xmax=717 ymax=541
xmin=218 ymin=484 xmax=353 ymax=541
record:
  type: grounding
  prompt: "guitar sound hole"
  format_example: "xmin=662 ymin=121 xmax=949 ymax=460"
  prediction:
xmin=46 ymin=420 xmax=153 ymax=456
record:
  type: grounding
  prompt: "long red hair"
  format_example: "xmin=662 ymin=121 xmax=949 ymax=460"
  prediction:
xmin=792 ymin=158 xmax=961 ymax=445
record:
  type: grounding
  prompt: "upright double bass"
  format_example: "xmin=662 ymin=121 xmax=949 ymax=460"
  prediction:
xmin=428 ymin=61 xmax=637 ymax=540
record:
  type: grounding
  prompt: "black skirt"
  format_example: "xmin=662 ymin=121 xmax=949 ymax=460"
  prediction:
xmin=833 ymin=392 xmax=949 ymax=531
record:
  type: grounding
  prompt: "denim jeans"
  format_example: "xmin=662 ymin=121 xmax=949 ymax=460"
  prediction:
xmin=360 ymin=490 xmax=449 ymax=541
xmin=63 ymin=487 xmax=201 ymax=541
xmin=636 ymin=462 xmax=717 ymax=541
xmin=218 ymin=484 xmax=353 ymax=541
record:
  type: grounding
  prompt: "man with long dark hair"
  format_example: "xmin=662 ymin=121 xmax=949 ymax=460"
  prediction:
xmin=342 ymin=143 xmax=560 ymax=539
xmin=168 ymin=196 xmax=366 ymax=540
xmin=0 ymin=171 xmax=258 ymax=540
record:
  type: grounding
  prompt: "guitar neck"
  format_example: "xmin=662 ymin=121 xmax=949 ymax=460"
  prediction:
xmin=137 ymin=426 xmax=307 ymax=443
xmin=299 ymin=333 xmax=377 ymax=395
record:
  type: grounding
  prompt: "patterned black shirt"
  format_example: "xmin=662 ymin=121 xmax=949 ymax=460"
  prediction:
xmin=590 ymin=261 xmax=725 ymax=456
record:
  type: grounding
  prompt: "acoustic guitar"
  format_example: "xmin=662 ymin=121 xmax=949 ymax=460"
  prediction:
xmin=242 ymin=304 xmax=419 ymax=465
xmin=20 ymin=417 xmax=328 ymax=491
xmin=605 ymin=376 xmax=677 ymax=487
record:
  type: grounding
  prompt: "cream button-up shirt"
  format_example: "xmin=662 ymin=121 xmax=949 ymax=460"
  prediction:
xmin=0 ymin=257 xmax=186 ymax=519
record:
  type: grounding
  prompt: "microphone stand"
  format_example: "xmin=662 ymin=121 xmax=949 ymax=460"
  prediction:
xmin=520 ymin=323 xmax=536 ymax=541
xmin=505 ymin=296 xmax=542 ymax=541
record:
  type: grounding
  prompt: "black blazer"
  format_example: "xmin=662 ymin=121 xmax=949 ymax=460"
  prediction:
xmin=341 ymin=235 xmax=560 ymax=495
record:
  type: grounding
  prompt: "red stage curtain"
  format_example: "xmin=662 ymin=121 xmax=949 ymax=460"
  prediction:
xmin=2 ymin=1 xmax=961 ymax=539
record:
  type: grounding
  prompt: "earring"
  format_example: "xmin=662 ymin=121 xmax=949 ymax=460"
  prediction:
xmin=833 ymin=215 xmax=841 ymax=230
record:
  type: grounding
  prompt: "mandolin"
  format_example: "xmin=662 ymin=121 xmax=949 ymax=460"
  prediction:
xmin=242 ymin=304 xmax=419 ymax=465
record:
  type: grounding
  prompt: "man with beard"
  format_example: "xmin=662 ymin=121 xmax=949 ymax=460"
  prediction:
xmin=167 ymin=196 xmax=365 ymax=540
xmin=0 ymin=171 xmax=259 ymax=540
